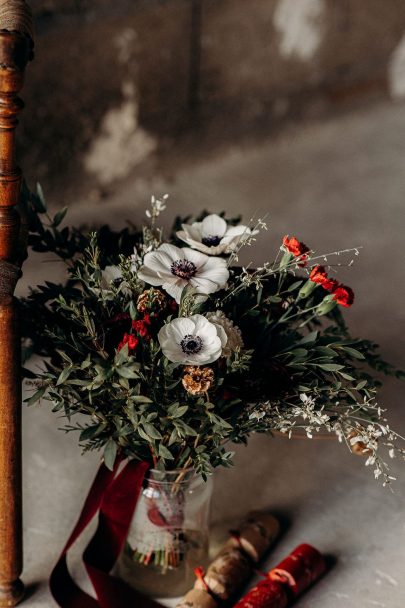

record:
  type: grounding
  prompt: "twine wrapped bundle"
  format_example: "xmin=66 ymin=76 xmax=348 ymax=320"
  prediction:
xmin=194 ymin=545 xmax=252 ymax=600
xmin=177 ymin=512 xmax=280 ymax=608
xmin=228 ymin=511 xmax=280 ymax=562
xmin=177 ymin=588 xmax=218 ymax=608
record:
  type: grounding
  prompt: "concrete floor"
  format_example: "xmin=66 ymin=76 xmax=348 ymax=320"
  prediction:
xmin=19 ymin=99 xmax=405 ymax=607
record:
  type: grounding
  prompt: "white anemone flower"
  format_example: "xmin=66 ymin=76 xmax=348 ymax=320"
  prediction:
xmin=176 ymin=214 xmax=258 ymax=256
xmin=96 ymin=265 xmax=130 ymax=298
xmin=137 ymin=243 xmax=229 ymax=304
xmin=101 ymin=265 xmax=123 ymax=287
xmin=158 ymin=314 xmax=227 ymax=365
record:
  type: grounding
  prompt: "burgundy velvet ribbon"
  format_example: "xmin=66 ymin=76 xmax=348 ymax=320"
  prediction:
xmin=50 ymin=457 xmax=161 ymax=608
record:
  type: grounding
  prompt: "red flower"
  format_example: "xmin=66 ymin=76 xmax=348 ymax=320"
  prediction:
xmin=309 ymin=265 xmax=328 ymax=284
xmin=132 ymin=320 xmax=148 ymax=337
xmin=283 ymin=235 xmax=310 ymax=258
xmin=309 ymin=265 xmax=339 ymax=292
xmin=118 ymin=333 xmax=139 ymax=352
xmin=132 ymin=314 xmax=152 ymax=339
xmin=309 ymin=263 xmax=354 ymax=306
xmin=332 ymin=285 xmax=354 ymax=307
xmin=169 ymin=299 xmax=178 ymax=313
xmin=322 ymin=278 xmax=339 ymax=292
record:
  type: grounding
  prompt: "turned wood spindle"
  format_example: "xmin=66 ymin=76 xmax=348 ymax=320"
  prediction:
xmin=0 ymin=1 xmax=33 ymax=606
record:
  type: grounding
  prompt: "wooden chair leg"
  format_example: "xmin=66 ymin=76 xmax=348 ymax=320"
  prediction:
xmin=0 ymin=20 xmax=33 ymax=607
xmin=0 ymin=303 xmax=24 ymax=606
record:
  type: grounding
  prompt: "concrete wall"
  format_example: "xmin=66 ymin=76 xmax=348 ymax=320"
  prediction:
xmin=19 ymin=0 xmax=405 ymax=202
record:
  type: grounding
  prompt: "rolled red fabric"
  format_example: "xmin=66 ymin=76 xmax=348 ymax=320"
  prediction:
xmin=270 ymin=544 xmax=326 ymax=596
xmin=234 ymin=579 xmax=288 ymax=608
xmin=235 ymin=544 xmax=326 ymax=608
xmin=50 ymin=458 xmax=161 ymax=608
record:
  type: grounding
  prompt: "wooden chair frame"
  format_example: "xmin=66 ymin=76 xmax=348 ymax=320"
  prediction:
xmin=0 ymin=5 xmax=33 ymax=606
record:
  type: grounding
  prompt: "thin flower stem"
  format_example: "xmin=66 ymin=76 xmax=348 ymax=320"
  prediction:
xmin=273 ymin=304 xmax=321 ymax=327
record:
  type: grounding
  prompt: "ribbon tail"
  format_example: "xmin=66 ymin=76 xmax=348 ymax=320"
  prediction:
xmin=83 ymin=459 xmax=161 ymax=608
xmin=50 ymin=458 xmax=121 ymax=607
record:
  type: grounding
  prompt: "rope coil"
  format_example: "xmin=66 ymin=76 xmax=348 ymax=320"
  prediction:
xmin=0 ymin=1 xmax=34 ymax=42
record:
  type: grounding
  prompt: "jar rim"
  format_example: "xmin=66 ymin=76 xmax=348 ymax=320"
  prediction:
xmin=147 ymin=467 xmax=199 ymax=484
xmin=149 ymin=466 xmax=194 ymax=474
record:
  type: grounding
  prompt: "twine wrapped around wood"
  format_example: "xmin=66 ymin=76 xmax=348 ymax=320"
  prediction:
xmin=0 ymin=258 xmax=20 ymax=296
xmin=195 ymin=545 xmax=252 ymax=600
xmin=229 ymin=512 xmax=280 ymax=562
xmin=0 ymin=0 xmax=34 ymax=42
xmin=183 ymin=512 xmax=280 ymax=607
xmin=176 ymin=588 xmax=217 ymax=608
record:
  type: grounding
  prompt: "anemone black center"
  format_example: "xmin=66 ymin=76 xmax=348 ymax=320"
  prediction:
xmin=171 ymin=259 xmax=197 ymax=280
xmin=180 ymin=335 xmax=203 ymax=354
xmin=202 ymin=235 xmax=222 ymax=247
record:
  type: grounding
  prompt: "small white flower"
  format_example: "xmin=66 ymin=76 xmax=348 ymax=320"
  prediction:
xmin=206 ymin=310 xmax=243 ymax=358
xmin=299 ymin=393 xmax=315 ymax=407
xmin=101 ymin=265 xmax=122 ymax=286
xmin=146 ymin=194 xmax=168 ymax=219
xmin=249 ymin=410 xmax=266 ymax=421
xmin=177 ymin=214 xmax=258 ymax=256
xmin=137 ymin=243 xmax=229 ymax=304
xmin=158 ymin=314 xmax=227 ymax=365
xmin=96 ymin=265 xmax=130 ymax=298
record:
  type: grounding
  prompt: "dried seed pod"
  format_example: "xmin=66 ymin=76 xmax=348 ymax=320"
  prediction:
xmin=176 ymin=588 xmax=217 ymax=608
xmin=347 ymin=430 xmax=373 ymax=456
xmin=136 ymin=288 xmax=167 ymax=313
xmin=182 ymin=366 xmax=215 ymax=395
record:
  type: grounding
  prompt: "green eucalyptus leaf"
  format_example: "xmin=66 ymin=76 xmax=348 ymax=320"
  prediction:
xmin=103 ymin=440 xmax=117 ymax=471
xmin=132 ymin=396 xmax=153 ymax=404
xmin=287 ymin=280 xmax=303 ymax=292
xmin=53 ymin=207 xmax=68 ymax=227
xmin=143 ymin=423 xmax=162 ymax=440
xmin=116 ymin=366 xmax=139 ymax=379
xmin=24 ymin=386 xmax=46 ymax=406
xmin=36 ymin=182 xmax=48 ymax=212
xmin=290 ymin=348 xmax=308 ymax=358
xmin=338 ymin=371 xmax=356 ymax=381
xmin=316 ymin=363 xmax=345 ymax=372
xmin=168 ymin=428 xmax=179 ymax=446
xmin=169 ymin=405 xmax=188 ymax=418
xmin=56 ymin=367 xmax=73 ymax=385
xmin=339 ymin=346 xmax=365 ymax=360
xmin=298 ymin=331 xmax=318 ymax=345
xmin=158 ymin=444 xmax=174 ymax=460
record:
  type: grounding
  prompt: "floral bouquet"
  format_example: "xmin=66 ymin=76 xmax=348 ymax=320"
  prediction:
xmin=21 ymin=189 xmax=405 ymax=595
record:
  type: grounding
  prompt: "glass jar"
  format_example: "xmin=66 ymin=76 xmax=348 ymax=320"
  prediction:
xmin=116 ymin=468 xmax=213 ymax=598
